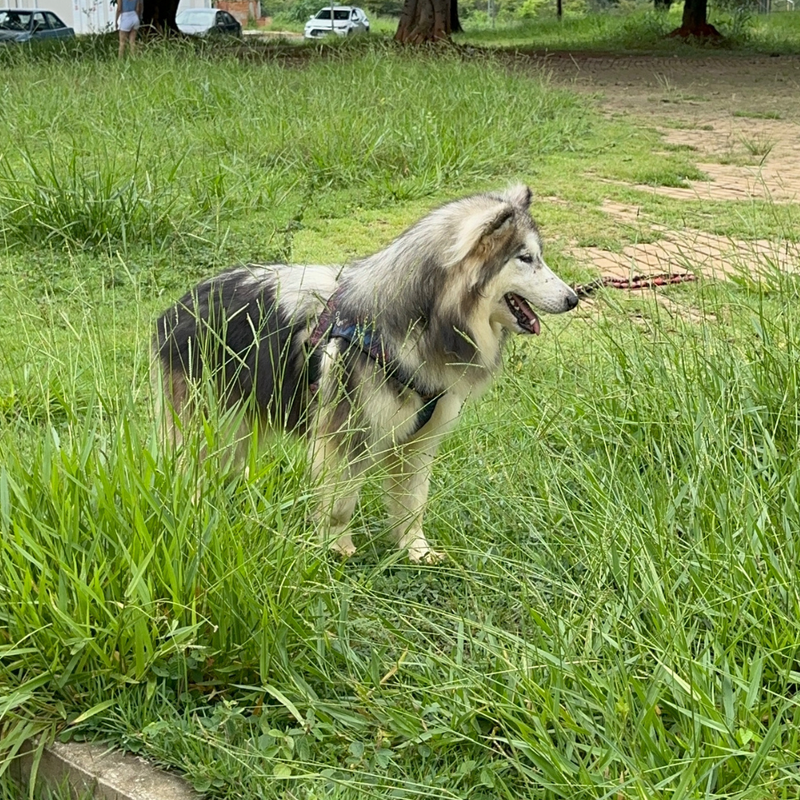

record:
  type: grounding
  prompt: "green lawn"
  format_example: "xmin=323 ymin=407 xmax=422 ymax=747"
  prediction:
xmin=229 ymin=4 xmax=800 ymax=53
xmin=264 ymin=6 xmax=800 ymax=54
xmin=459 ymin=8 xmax=800 ymax=53
xmin=2 ymin=40 xmax=800 ymax=799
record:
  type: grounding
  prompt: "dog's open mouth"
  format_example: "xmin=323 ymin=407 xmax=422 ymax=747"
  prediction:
xmin=505 ymin=293 xmax=540 ymax=335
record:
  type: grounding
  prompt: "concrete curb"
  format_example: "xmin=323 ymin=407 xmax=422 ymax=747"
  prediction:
xmin=13 ymin=741 xmax=200 ymax=800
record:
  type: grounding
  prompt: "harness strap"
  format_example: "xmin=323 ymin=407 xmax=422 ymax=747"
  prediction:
xmin=308 ymin=291 xmax=443 ymax=435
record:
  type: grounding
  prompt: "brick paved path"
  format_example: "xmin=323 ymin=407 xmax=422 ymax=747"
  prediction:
xmin=538 ymin=54 xmax=800 ymax=281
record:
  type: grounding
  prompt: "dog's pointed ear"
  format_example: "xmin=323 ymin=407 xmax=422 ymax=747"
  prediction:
xmin=504 ymin=184 xmax=533 ymax=212
xmin=449 ymin=201 xmax=514 ymax=265
xmin=483 ymin=204 xmax=514 ymax=237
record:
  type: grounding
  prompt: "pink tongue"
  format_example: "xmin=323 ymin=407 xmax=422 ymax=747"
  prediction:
xmin=515 ymin=295 xmax=540 ymax=334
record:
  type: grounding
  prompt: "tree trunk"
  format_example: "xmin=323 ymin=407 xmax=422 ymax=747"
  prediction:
xmin=668 ymin=0 xmax=722 ymax=38
xmin=682 ymin=0 xmax=707 ymax=27
xmin=450 ymin=0 xmax=462 ymax=34
xmin=395 ymin=0 xmax=452 ymax=43
xmin=141 ymin=0 xmax=180 ymax=34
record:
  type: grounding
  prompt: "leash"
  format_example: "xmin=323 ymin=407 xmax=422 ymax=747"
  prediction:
xmin=573 ymin=271 xmax=697 ymax=297
xmin=308 ymin=291 xmax=444 ymax=434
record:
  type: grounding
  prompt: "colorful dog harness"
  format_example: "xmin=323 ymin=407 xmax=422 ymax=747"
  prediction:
xmin=308 ymin=290 xmax=444 ymax=434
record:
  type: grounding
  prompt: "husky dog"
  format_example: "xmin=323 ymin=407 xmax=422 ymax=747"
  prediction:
xmin=154 ymin=185 xmax=578 ymax=562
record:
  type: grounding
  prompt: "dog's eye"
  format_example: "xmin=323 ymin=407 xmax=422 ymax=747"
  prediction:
xmin=517 ymin=254 xmax=533 ymax=264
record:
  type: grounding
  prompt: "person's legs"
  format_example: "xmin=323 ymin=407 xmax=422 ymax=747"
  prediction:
xmin=127 ymin=27 xmax=137 ymax=54
xmin=118 ymin=28 xmax=126 ymax=58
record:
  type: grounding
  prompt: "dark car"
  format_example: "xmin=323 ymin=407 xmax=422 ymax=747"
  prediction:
xmin=0 ymin=9 xmax=75 ymax=43
xmin=176 ymin=8 xmax=242 ymax=38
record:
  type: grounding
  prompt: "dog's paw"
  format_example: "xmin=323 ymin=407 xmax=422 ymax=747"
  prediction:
xmin=330 ymin=539 xmax=357 ymax=559
xmin=408 ymin=547 xmax=447 ymax=565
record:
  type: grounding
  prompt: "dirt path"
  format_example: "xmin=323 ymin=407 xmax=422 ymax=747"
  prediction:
xmin=535 ymin=54 xmax=800 ymax=282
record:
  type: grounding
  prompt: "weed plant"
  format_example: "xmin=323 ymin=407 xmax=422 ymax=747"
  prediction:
xmin=2 ymin=42 xmax=800 ymax=800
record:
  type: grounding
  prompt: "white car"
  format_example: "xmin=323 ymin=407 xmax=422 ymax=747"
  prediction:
xmin=303 ymin=6 xmax=369 ymax=39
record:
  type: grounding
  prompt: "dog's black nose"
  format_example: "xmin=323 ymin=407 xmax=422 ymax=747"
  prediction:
xmin=565 ymin=293 xmax=579 ymax=311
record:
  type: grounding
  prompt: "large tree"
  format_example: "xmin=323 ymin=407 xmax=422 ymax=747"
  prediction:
xmin=395 ymin=0 xmax=457 ymax=43
xmin=669 ymin=0 xmax=722 ymax=38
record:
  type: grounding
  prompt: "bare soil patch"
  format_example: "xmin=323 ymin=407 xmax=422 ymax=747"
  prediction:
xmin=650 ymin=114 xmax=800 ymax=203
xmin=534 ymin=53 xmax=800 ymax=280
xmin=568 ymin=199 xmax=800 ymax=279
xmin=535 ymin=52 xmax=800 ymax=123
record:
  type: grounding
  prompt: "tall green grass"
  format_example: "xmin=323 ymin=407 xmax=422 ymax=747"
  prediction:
xmin=5 ymin=271 xmax=800 ymax=798
xmin=3 ymin=43 xmax=800 ymax=800
xmin=0 ymin=43 xmax=591 ymax=253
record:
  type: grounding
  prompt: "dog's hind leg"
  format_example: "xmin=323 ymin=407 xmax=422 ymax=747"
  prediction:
xmin=311 ymin=436 xmax=369 ymax=558
xmin=383 ymin=445 xmax=445 ymax=564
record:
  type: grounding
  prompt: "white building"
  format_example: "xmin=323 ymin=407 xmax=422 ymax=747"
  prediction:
xmin=1 ymin=0 xmax=210 ymax=34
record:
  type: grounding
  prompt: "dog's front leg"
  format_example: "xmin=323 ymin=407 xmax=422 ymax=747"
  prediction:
xmin=311 ymin=435 xmax=369 ymax=558
xmin=383 ymin=444 xmax=445 ymax=564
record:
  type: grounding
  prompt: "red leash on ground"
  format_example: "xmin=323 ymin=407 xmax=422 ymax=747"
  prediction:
xmin=573 ymin=272 xmax=697 ymax=298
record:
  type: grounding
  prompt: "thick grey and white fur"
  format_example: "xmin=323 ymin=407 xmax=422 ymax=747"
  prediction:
xmin=154 ymin=185 xmax=578 ymax=563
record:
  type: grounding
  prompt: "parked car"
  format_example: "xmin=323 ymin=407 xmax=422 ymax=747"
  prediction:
xmin=303 ymin=6 xmax=369 ymax=39
xmin=0 ymin=9 xmax=74 ymax=44
xmin=176 ymin=8 xmax=242 ymax=38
